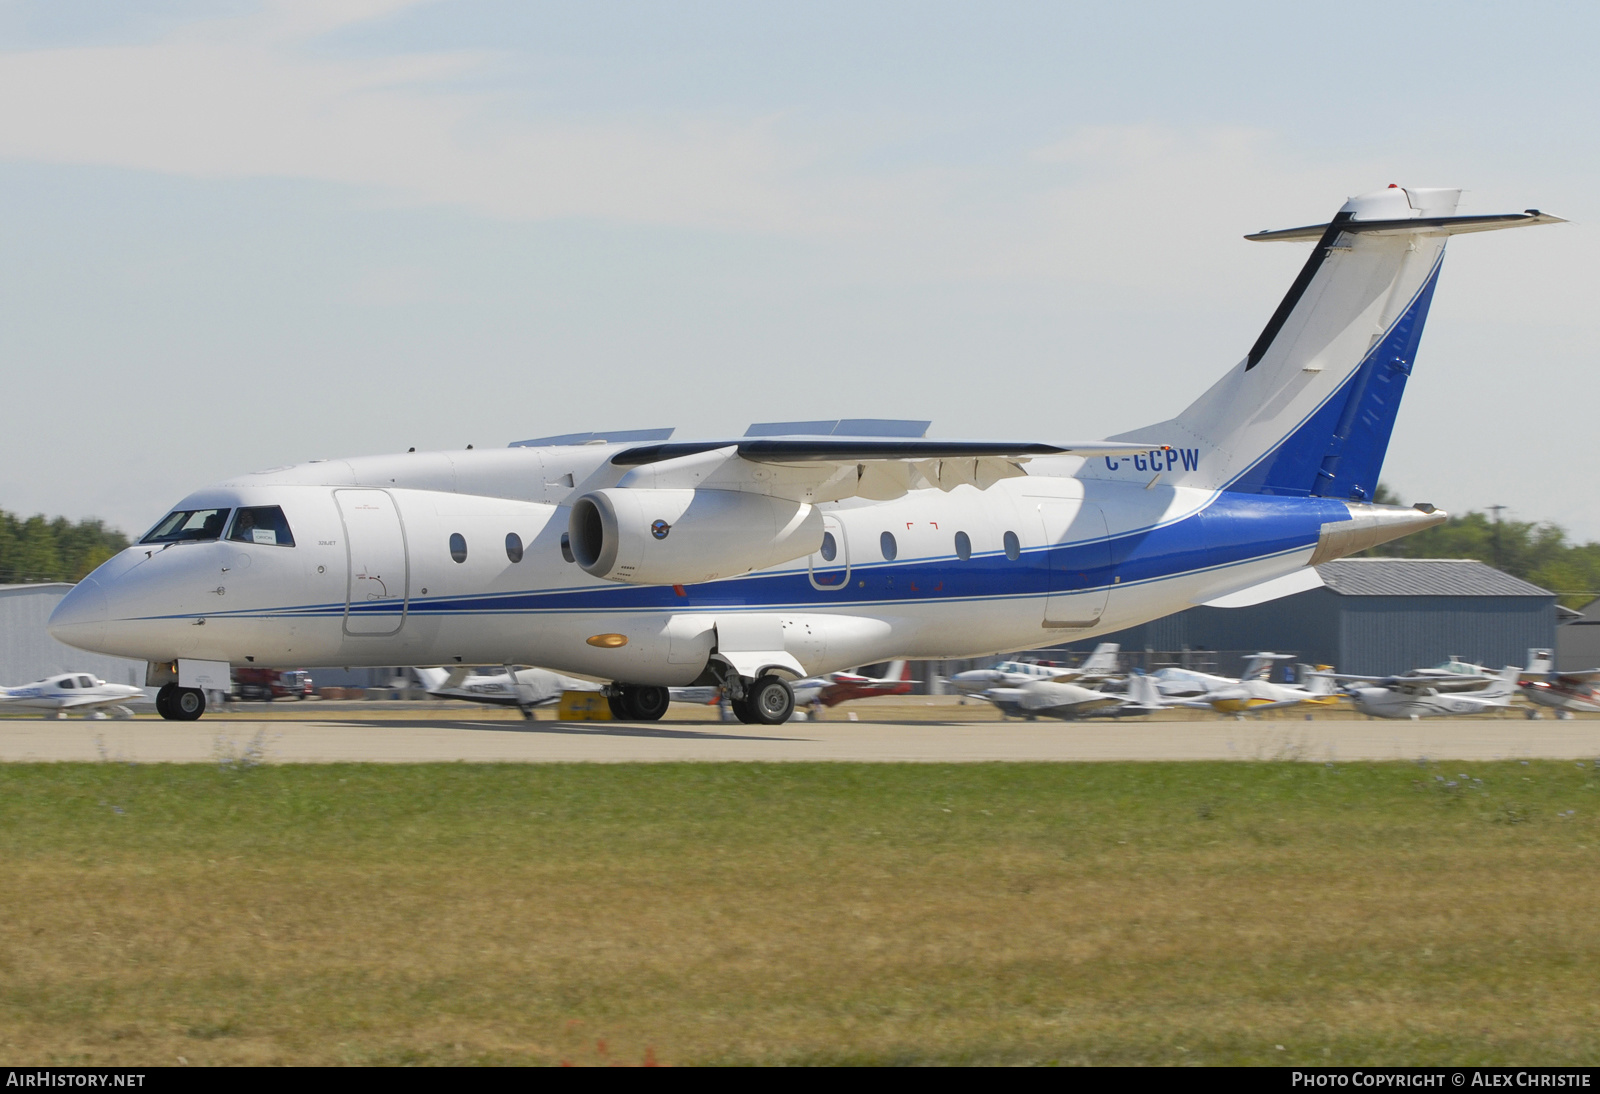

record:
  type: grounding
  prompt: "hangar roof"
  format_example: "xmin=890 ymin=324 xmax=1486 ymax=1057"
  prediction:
xmin=1315 ymin=558 xmax=1552 ymax=598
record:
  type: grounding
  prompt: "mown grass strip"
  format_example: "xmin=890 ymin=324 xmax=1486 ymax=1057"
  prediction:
xmin=2 ymin=761 xmax=1597 ymax=1065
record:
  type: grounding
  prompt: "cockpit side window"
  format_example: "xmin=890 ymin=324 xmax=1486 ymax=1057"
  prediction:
xmin=58 ymin=677 xmax=75 ymax=689
xmin=227 ymin=506 xmax=296 ymax=547
xmin=78 ymin=676 xmax=95 ymax=688
xmin=140 ymin=508 xmax=232 ymax=544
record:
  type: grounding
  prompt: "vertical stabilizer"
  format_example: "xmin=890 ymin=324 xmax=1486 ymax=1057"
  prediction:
xmin=1097 ymin=188 xmax=1562 ymax=500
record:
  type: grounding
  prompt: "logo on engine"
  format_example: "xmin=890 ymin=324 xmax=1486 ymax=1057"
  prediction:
xmin=651 ymin=519 xmax=671 ymax=540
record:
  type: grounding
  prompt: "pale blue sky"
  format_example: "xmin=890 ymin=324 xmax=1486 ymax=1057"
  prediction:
xmin=0 ymin=1 xmax=1594 ymax=537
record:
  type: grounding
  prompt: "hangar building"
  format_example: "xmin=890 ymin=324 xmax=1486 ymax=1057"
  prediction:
xmin=1557 ymin=598 xmax=1600 ymax=672
xmin=1048 ymin=558 xmax=1557 ymax=678
xmin=0 ymin=584 xmax=146 ymax=688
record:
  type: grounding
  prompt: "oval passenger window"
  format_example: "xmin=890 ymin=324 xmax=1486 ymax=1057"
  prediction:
xmin=954 ymin=531 xmax=971 ymax=561
xmin=1003 ymin=530 xmax=1021 ymax=561
xmin=505 ymin=532 xmax=523 ymax=564
xmin=820 ymin=531 xmax=837 ymax=562
xmin=449 ymin=533 xmax=468 ymax=564
xmin=880 ymin=531 xmax=897 ymax=561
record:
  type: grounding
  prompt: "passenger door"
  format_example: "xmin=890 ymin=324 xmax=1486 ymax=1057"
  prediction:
xmin=1036 ymin=500 xmax=1111 ymax=629
xmin=335 ymin=489 xmax=410 ymax=636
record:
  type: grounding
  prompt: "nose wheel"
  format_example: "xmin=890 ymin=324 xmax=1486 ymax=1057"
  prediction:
xmin=155 ymin=684 xmax=207 ymax=721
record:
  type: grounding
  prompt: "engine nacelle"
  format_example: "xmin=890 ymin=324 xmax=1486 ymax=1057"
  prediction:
xmin=568 ymin=488 xmax=824 ymax=585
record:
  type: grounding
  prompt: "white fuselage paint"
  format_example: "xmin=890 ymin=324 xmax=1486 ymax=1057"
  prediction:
xmin=53 ymin=445 xmax=1312 ymax=686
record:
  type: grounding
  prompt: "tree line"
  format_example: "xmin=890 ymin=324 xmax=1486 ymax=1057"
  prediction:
xmin=0 ymin=509 xmax=130 ymax=585
xmin=1365 ymin=486 xmax=1600 ymax=609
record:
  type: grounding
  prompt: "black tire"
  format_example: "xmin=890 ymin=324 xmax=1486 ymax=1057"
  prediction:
xmin=748 ymin=675 xmax=795 ymax=726
xmin=171 ymin=687 xmax=206 ymax=721
xmin=155 ymin=684 xmax=177 ymax=720
xmin=631 ymin=685 xmax=670 ymax=722
xmin=607 ymin=692 xmax=630 ymax=720
xmin=729 ymin=696 xmax=755 ymax=724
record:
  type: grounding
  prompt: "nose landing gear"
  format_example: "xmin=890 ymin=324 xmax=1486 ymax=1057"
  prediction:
xmin=155 ymin=684 xmax=207 ymax=721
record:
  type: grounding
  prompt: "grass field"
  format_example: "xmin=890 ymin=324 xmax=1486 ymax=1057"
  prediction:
xmin=3 ymin=760 xmax=1598 ymax=1066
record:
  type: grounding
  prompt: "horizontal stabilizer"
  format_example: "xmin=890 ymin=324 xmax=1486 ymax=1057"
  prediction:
xmin=1247 ymin=210 xmax=1565 ymax=242
xmin=1200 ymin=566 xmax=1324 ymax=608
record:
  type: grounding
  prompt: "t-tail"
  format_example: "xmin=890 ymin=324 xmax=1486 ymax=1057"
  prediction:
xmin=1077 ymin=642 xmax=1121 ymax=677
xmin=1483 ymin=666 xmax=1522 ymax=702
xmin=1100 ymin=186 xmax=1562 ymax=553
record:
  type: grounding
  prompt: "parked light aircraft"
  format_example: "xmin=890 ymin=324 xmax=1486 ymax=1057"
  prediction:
xmin=1159 ymin=666 xmax=1340 ymax=716
xmin=415 ymin=665 xmax=717 ymax=718
xmin=1328 ymin=665 xmax=1522 ymax=719
xmin=0 ymin=674 xmax=146 ymax=718
xmin=950 ymin=643 xmax=1121 ymax=694
xmin=1518 ymin=648 xmax=1600 ymax=719
xmin=412 ymin=665 xmax=596 ymax=717
xmin=48 ymin=187 xmax=1562 ymax=725
xmin=980 ymin=671 xmax=1162 ymax=721
xmin=818 ymin=660 xmax=913 ymax=707
xmin=788 ymin=661 xmax=912 ymax=707
xmin=1144 ymin=653 xmax=1297 ymax=699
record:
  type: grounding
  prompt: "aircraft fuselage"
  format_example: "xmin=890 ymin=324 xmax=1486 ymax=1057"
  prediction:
xmin=51 ymin=445 xmax=1362 ymax=686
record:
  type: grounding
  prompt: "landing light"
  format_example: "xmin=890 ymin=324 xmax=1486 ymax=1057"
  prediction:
xmin=586 ymin=633 xmax=628 ymax=648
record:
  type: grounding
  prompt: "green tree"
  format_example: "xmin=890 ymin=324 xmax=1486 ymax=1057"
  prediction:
xmin=0 ymin=508 xmax=129 ymax=584
xmin=1362 ymin=485 xmax=1600 ymax=608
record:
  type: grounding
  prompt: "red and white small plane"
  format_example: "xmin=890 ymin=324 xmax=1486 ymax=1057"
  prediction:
xmin=1518 ymin=649 xmax=1600 ymax=719
xmin=788 ymin=661 xmax=914 ymax=708
xmin=0 ymin=673 xmax=146 ymax=719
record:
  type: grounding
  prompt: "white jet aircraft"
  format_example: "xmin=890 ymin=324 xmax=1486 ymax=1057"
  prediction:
xmin=950 ymin=643 xmax=1121 ymax=694
xmin=0 ymin=673 xmax=146 ymax=719
xmin=1330 ymin=666 xmax=1522 ymax=719
xmin=47 ymin=187 xmax=1562 ymax=726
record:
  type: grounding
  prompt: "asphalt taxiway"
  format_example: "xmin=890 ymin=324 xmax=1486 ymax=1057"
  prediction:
xmin=1 ymin=708 xmax=1594 ymax=763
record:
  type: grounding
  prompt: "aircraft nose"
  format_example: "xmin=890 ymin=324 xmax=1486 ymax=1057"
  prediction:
xmin=48 ymin=577 xmax=108 ymax=650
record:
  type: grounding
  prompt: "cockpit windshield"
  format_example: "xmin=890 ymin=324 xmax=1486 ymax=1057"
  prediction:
xmin=228 ymin=506 xmax=296 ymax=547
xmin=140 ymin=508 xmax=232 ymax=544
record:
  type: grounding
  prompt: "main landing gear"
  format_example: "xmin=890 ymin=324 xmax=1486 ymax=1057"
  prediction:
xmin=603 ymin=674 xmax=797 ymax=725
xmin=727 ymin=674 xmax=795 ymax=726
xmin=155 ymin=684 xmax=206 ymax=721
xmin=606 ymin=684 xmax=671 ymax=722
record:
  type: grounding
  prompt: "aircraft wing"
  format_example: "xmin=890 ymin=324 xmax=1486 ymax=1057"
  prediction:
xmin=1029 ymin=695 xmax=1127 ymax=719
xmin=55 ymin=694 xmax=127 ymax=709
xmin=1522 ymin=668 xmax=1600 ymax=683
xmin=1312 ymin=671 xmax=1490 ymax=695
xmin=1393 ymin=676 xmax=1492 ymax=695
xmin=610 ymin=439 xmax=1172 ymax=502
xmin=1231 ymin=695 xmax=1327 ymax=712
